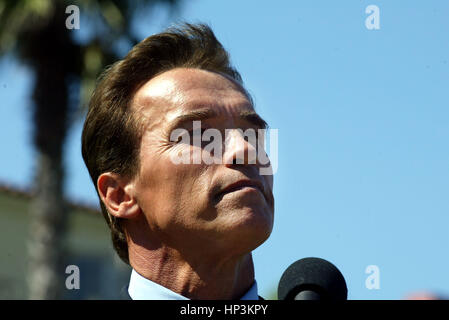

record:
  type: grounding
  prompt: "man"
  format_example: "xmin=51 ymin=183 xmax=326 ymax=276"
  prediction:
xmin=81 ymin=23 xmax=274 ymax=300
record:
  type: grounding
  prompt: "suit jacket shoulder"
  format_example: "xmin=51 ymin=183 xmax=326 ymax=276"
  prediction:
xmin=120 ymin=285 xmax=132 ymax=300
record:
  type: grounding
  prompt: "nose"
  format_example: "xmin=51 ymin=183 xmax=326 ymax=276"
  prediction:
xmin=222 ymin=128 xmax=260 ymax=167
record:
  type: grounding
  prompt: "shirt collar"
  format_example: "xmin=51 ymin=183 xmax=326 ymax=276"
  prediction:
xmin=128 ymin=269 xmax=259 ymax=300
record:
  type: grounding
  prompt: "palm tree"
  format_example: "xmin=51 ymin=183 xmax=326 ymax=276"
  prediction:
xmin=0 ymin=0 xmax=181 ymax=299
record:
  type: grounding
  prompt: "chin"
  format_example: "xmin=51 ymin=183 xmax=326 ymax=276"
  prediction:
xmin=220 ymin=206 xmax=274 ymax=252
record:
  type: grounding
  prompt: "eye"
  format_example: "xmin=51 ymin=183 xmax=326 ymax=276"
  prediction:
xmin=188 ymin=127 xmax=212 ymax=139
xmin=240 ymin=128 xmax=260 ymax=146
xmin=170 ymin=128 xmax=190 ymax=144
xmin=188 ymin=128 xmax=207 ymax=136
xmin=171 ymin=128 xmax=211 ymax=145
xmin=175 ymin=135 xmax=183 ymax=143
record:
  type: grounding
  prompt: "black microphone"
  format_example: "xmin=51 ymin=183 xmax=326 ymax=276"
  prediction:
xmin=277 ymin=257 xmax=348 ymax=300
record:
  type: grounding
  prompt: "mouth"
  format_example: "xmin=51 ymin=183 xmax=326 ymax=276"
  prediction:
xmin=216 ymin=179 xmax=266 ymax=200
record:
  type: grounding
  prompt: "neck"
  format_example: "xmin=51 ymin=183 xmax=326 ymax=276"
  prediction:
xmin=128 ymin=239 xmax=255 ymax=300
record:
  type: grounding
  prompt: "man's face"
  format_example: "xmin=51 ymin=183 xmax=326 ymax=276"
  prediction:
xmin=129 ymin=68 xmax=274 ymax=257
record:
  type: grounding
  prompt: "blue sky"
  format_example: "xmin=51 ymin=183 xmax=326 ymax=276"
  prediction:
xmin=1 ymin=0 xmax=448 ymax=299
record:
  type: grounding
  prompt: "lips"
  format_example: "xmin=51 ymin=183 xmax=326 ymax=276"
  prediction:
xmin=217 ymin=179 xmax=265 ymax=198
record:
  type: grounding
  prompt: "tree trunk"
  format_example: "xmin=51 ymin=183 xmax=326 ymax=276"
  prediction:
xmin=27 ymin=149 xmax=67 ymax=299
xmin=27 ymin=65 xmax=70 ymax=299
xmin=26 ymin=5 xmax=73 ymax=297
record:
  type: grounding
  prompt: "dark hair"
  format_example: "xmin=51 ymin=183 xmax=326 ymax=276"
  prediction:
xmin=81 ymin=23 xmax=244 ymax=264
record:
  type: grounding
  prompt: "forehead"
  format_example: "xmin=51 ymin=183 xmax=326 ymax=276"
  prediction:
xmin=131 ymin=68 xmax=254 ymax=125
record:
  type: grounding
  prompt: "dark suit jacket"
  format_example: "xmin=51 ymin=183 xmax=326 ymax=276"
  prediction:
xmin=120 ymin=286 xmax=264 ymax=300
xmin=120 ymin=286 xmax=132 ymax=300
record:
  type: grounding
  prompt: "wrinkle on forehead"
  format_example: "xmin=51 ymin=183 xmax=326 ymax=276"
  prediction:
xmin=135 ymin=68 xmax=248 ymax=105
xmin=131 ymin=68 xmax=252 ymax=132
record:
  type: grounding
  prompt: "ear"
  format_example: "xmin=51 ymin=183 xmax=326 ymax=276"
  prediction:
xmin=97 ymin=172 xmax=140 ymax=219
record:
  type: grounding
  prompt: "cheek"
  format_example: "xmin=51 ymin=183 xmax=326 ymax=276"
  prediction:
xmin=136 ymin=154 xmax=212 ymax=228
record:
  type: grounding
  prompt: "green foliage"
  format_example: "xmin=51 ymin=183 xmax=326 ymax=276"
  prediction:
xmin=0 ymin=0 xmax=181 ymax=109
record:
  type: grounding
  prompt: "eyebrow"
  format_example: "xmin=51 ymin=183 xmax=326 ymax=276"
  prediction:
xmin=172 ymin=108 xmax=219 ymax=127
xmin=239 ymin=110 xmax=269 ymax=130
xmin=168 ymin=107 xmax=268 ymax=133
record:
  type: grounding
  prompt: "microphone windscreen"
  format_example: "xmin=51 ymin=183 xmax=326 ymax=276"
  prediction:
xmin=278 ymin=257 xmax=348 ymax=300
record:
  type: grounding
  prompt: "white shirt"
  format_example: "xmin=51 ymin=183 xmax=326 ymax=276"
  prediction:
xmin=128 ymin=269 xmax=260 ymax=300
